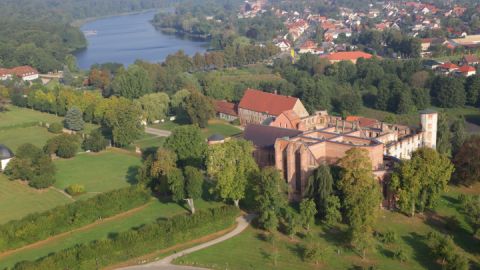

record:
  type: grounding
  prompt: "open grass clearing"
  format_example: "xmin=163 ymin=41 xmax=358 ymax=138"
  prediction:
xmin=177 ymin=184 xmax=480 ymax=270
xmin=150 ymin=119 xmax=242 ymax=138
xmin=0 ymin=199 xmax=224 ymax=269
xmin=0 ymin=126 xmax=56 ymax=152
xmin=53 ymin=150 xmax=141 ymax=196
xmin=0 ymin=175 xmax=70 ymax=224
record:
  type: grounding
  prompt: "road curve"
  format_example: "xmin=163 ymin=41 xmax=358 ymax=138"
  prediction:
xmin=118 ymin=214 xmax=254 ymax=270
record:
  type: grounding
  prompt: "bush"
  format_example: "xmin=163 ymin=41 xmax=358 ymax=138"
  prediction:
xmin=12 ymin=206 xmax=239 ymax=270
xmin=393 ymin=248 xmax=408 ymax=262
xmin=44 ymin=134 xmax=80 ymax=158
xmin=0 ymin=186 xmax=151 ymax=252
xmin=379 ymin=230 xmax=397 ymax=244
xmin=82 ymin=129 xmax=109 ymax=152
xmin=231 ymin=118 xmax=240 ymax=125
xmin=48 ymin=122 xmax=63 ymax=134
xmin=65 ymin=184 xmax=86 ymax=196
xmin=302 ymin=243 xmax=322 ymax=264
xmin=29 ymin=173 xmax=56 ymax=189
xmin=64 ymin=106 xmax=85 ymax=131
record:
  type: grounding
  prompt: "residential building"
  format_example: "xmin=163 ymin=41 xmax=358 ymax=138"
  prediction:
xmin=321 ymin=51 xmax=374 ymax=64
xmin=0 ymin=66 xmax=39 ymax=81
xmin=238 ymin=89 xmax=309 ymax=126
xmin=456 ymin=65 xmax=477 ymax=77
xmin=213 ymin=100 xmax=238 ymax=122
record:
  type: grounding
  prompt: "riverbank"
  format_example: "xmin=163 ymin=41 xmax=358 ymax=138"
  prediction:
xmin=71 ymin=9 xmax=160 ymax=28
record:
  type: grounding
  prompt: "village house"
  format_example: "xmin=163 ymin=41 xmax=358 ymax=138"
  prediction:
xmin=462 ymin=55 xmax=480 ymax=66
xmin=437 ymin=62 xmax=459 ymax=75
xmin=238 ymin=89 xmax=309 ymax=126
xmin=455 ymin=65 xmax=476 ymax=77
xmin=213 ymin=100 xmax=238 ymax=122
xmin=321 ymin=51 xmax=374 ymax=64
xmin=0 ymin=66 xmax=39 ymax=81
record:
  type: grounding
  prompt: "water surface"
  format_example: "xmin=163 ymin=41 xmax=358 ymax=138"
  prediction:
xmin=74 ymin=11 xmax=208 ymax=69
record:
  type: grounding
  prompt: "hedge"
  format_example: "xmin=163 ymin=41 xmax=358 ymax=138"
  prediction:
xmin=0 ymin=186 xmax=151 ymax=252
xmin=12 ymin=206 xmax=240 ymax=270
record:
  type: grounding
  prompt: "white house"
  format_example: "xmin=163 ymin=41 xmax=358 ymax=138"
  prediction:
xmin=0 ymin=145 xmax=14 ymax=171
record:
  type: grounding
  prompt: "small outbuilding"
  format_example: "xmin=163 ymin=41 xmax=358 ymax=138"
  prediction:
xmin=207 ymin=134 xmax=225 ymax=145
xmin=0 ymin=144 xmax=14 ymax=171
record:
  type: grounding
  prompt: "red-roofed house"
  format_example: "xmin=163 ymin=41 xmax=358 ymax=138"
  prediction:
xmin=213 ymin=100 xmax=238 ymax=121
xmin=321 ymin=51 xmax=374 ymax=64
xmin=462 ymin=55 xmax=480 ymax=66
xmin=437 ymin=62 xmax=459 ymax=74
xmin=456 ymin=66 xmax=476 ymax=77
xmin=0 ymin=66 xmax=39 ymax=81
xmin=238 ymin=89 xmax=308 ymax=126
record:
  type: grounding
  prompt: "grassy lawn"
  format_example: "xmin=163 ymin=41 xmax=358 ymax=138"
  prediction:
xmin=0 ymin=175 xmax=71 ymax=224
xmin=151 ymin=119 xmax=242 ymax=139
xmin=0 ymin=199 xmax=224 ymax=269
xmin=134 ymin=133 xmax=166 ymax=151
xmin=54 ymin=150 xmax=141 ymax=195
xmin=176 ymin=184 xmax=480 ymax=270
xmin=0 ymin=126 xmax=56 ymax=152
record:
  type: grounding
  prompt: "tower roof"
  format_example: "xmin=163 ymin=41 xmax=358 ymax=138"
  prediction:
xmin=0 ymin=144 xmax=14 ymax=160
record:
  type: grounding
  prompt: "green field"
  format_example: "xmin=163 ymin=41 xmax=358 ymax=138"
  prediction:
xmin=151 ymin=119 xmax=242 ymax=138
xmin=134 ymin=133 xmax=166 ymax=151
xmin=0 ymin=175 xmax=71 ymax=224
xmin=0 ymin=199 xmax=224 ymax=269
xmin=54 ymin=150 xmax=142 ymax=195
xmin=176 ymin=184 xmax=480 ymax=270
xmin=0 ymin=126 xmax=56 ymax=152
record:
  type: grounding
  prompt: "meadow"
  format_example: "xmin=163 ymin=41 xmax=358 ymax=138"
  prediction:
xmin=176 ymin=184 xmax=480 ymax=270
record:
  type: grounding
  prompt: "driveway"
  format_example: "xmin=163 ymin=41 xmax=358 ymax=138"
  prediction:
xmin=118 ymin=214 xmax=254 ymax=270
xmin=145 ymin=127 xmax=171 ymax=137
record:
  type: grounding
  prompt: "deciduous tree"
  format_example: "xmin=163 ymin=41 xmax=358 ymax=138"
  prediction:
xmin=164 ymin=125 xmax=207 ymax=167
xmin=453 ymin=136 xmax=480 ymax=186
xmin=183 ymin=91 xmax=215 ymax=128
xmin=304 ymin=165 xmax=334 ymax=217
xmin=300 ymin=199 xmax=317 ymax=231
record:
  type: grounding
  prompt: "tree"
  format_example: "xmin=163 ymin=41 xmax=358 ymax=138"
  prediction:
xmin=431 ymin=76 xmax=466 ymax=108
xmin=82 ymin=129 xmax=109 ymax=152
xmin=426 ymin=232 xmax=469 ymax=270
xmin=390 ymin=148 xmax=454 ymax=216
xmin=302 ymin=243 xmax=323 ymax=265
xmin=300 ymin=199 xmax=317 ymax=231
xmin=337 ymin=148 xmax=382 ymax=258
xmin=253 ymin=167 xmax=287 ymax=231
xmin=44 ymin=134 xmax=80 ymax=158
xmin=183 ymin=91 xmax=215 ymax=128
xmin=459 ymin=194 xmax=480 ymax=236
xmin=324 ymin=195 xmax=342 ymax=226
xmin=453 ymin=136 xmax=480 ymax=186
xmin=103 ymin=97 xmax=143 ymax=147
xmin=164 ymin=125 xmax=207 ymax=167
xmin=4 ymin=143 xmax=56 ymax=189
xmin=183 ymin=166 xmax=204 ymax=214
xmin=112 ymin=65 xmax=153 ymax=99
xmin=465 ymin=75 xmax=480 ymax=106
xmin=149 ymin=148 xmax=178 ymax=194
xmin=304 ymin=165 xmax=333 ymax=217
xmin=137 ymin=93 xmax=169 ymax=123
xmin=206 ymin=140 xmax=258 ymax=207
xmin=64 ymin=107 xmax=84 ymax=131
xmin=436 ymin=113 xmax=452 ymax=157
xmin=284 ymin=209 xmax=300 ymax=239
xmin=451 ymin=117 xmax=466 ymax=155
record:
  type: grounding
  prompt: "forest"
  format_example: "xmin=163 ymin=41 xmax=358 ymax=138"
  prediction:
xmin=0 ymin=0 xmax=177 ymax=72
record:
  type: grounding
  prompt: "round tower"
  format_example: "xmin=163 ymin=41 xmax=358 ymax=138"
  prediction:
xmin=420 ymin=109 xmax=438 ymax=150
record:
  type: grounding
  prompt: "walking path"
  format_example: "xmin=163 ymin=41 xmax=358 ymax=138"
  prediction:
xmin=118 ymin=214 xmax=254 ymax=270
xmin=145 ymin=127 xmax=172 ymax=137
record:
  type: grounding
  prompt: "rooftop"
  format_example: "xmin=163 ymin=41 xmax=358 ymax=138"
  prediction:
xmin=239 ymin=89 xmax=299 ymax=116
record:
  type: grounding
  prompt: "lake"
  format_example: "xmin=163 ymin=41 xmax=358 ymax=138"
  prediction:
xmin=74 ymin=10 xmax=208 ymax=69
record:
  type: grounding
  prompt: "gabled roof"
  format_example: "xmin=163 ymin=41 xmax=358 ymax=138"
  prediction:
xmin=243 ymin=124 xmax=302 ymax=148
xmin=213 ymin=100 xmax=238 ymax=116
xmin=457 ymin=65 xmax=476 ymax=73
xmin=239 ymin=89 xmax=299 ymax=116
xmin=322 ymin=51 xmax=373 ymax=61
xmin=439 ymin=62 xmax=459 ymax=70
xmin=463 ymin=54 xmax=479 ymax=63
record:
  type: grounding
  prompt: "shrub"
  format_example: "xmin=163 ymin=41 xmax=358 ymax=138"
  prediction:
xmin=0 ymin=186 xmax=151 ymax=252
xmin=64 ymin=106 xmax=85 ymax=131
xmin=48 ymin=122 xmax=63 ymax=134
xmin=65 ymin=184 xmax=86 ymax=196
xmin=82 ymin=129 xmax=109 ymax=152
xmin=302 ymin=243 xmax=322 ymax=264
xmin=380 ymin=230 xmax=397 ymax=244
xmin=44 ymin=134 xmax=80 ymax=158
xmin=393 ymin=248 xmax=408 ymax=262
xmin=231 ymin=118 xmax=240 ymax=125
xmin=12 ymin=206 xmax=239 ymax=270
xmin=29 ymin=173 xmax=56 ymax=189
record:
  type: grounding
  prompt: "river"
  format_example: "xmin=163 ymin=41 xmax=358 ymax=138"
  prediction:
xmin=74 ymin=11 xmax=208 ymax=70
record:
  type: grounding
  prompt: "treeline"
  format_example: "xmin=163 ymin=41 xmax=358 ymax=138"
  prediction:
xmin=153 ymin=0 xmax=285 ymax=43
xmin=11 ymin=206 xmax=239 ymax=270
xmin=0 ymin=186 xmax=151 ymax=252
xmin=273 ymin=54 xmax=480 ymax=115
xmin=0 ymin=0 xmax=177 ymax=72
xmin=354 ymin=29 xmax=421 ymax=58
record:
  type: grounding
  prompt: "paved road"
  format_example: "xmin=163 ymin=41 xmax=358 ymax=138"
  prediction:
xmin=145 ymin=127 xmax=172 ymax=137
xmin=118 ymin=214 xmax=254 ymax=270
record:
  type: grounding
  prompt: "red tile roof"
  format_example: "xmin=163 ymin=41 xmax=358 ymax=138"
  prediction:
xmin=322 ymin=51 xmax=374 ymax=62
xmin=439 ymin=62 xmax=459 ymax=70
xmin=345 ymin=116 xmax=378 ymax=127
xmin=458 ymin=65 xmax=476 ymax=73
xmin=463 ymin=54 xmax=479 ymax=63
xmin=0 ymin=66 xmax=38 ymax=78
xmin=239 ymin=89 xmax=299 ymax=116
xmin=213 ymin=100 xmax=238 ymax=116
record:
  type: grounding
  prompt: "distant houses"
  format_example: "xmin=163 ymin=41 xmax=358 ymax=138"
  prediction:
xmin=321 ymin=51 xmax=374 ymax=64
xmin=0 ymin=66 xmax=39 ymax=81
